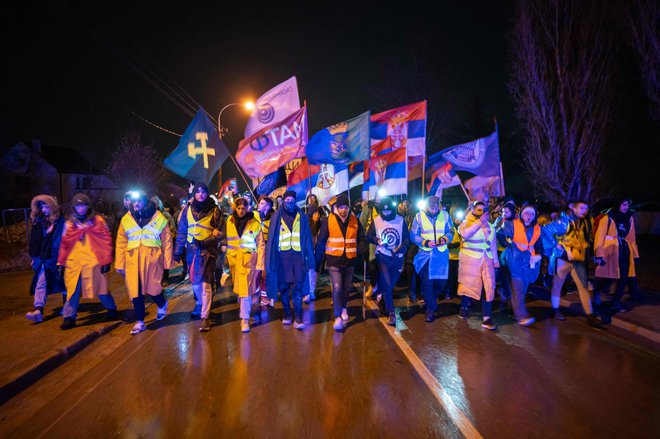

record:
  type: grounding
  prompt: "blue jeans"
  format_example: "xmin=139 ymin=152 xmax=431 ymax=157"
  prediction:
xmin=461 ymin=295 xmax=493 ymax=318
xmin=377 ymin=254 xmax=404 ymax=314
xmin=328 ymin=266 xmax=354 ymax=318
xmin=63 ymin=278 xmax=116 ymax=320
xmin=280 ymin=282 xmax=304 ymax=322
xmin=419 ymin=261 xmax=447 ymax=313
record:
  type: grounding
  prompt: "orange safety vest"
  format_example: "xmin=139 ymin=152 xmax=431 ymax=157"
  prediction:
xmin=512 ymin=219 xmax=541 ymax=256
xmin=325 ymin=214 xmax=358 ymax=259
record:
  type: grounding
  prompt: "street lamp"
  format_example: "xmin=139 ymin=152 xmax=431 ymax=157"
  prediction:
xmin=217 ymin=101 xmax=254 ymax=138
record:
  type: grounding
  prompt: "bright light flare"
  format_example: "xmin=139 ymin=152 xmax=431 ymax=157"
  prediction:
xmin=377 ymin=188 xmax=387 ymax=197
xmin=454 ymin=210 xmax=465 ymax=220
xmin=244 ymin=101 xmax=255 ymax=111
xmin=416 ymin=200 xmax=427 ymax=211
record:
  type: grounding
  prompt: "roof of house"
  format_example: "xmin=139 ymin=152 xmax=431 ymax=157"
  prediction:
xmin=39 ymin=145 xmax=103 ymax=175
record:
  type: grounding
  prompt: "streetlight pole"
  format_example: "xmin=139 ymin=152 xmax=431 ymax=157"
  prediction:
xmin=217 ymin=102 xmax=256 ymax=199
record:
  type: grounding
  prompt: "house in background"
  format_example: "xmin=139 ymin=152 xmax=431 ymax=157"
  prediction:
xmin=0 ymin=139 xmax=120 ymax=209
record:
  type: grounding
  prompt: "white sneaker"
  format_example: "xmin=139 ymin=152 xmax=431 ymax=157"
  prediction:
xmin=241 ymin=319 xmax=250 ymax=333
xmin=130 ymin=321 xmax=146 ymax=335
xmin=341 ymin=308 xmax=349 ymax=321
xmin=303 ymin=295 xmax=310 ymax=304
xmin=333 ymin=317 xmax=343 ymax=331
xmin=156 ymin=300 xmax=168 ymax=320
xmin=282 ymin=316 xmax=292 ymax=325
xmin=518 ymin=317 xmax=536 ymax=327
xmin=26 ymin=309 xmax=43 ymax=323
xmin=293 ymin=320 xmax=305 ymax=330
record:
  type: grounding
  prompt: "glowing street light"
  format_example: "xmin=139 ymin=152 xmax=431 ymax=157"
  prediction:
xmin=217 ymin=101 xmax=254 ymax=138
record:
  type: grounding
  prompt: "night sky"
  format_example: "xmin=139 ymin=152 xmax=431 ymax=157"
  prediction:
xmin=3 ymin=1 xmax=658 ymax=204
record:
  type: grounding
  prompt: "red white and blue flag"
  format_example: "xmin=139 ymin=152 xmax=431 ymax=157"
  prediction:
xmin=370 ymin=101 xmax=427 ymax=157
xmin=287 ymin=158 xmax=349 ymax=205
xmin=365 ymin=147 xmax=408 ymax=199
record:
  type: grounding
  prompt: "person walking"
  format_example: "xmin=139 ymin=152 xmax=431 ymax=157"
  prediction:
xmin=25 ymin=195 xmax=66 ymax=323
xmin=173 ymin=183 xmax=224 ymax=332
xmin=57 ymin=193 xmax=118 ymax=330
xmin=115 ymin=191 xmax=173 ymax=335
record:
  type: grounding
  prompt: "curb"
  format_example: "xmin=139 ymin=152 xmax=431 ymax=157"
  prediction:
xmin=0 ymin=320 xmax=123 ymax=406
xmin=559 ymin=297 xmax=660 ymax=344
xmin=0 ymin=280 xmax=190 ymax=406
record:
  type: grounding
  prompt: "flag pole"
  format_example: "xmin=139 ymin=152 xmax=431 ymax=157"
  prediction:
xmin=457 ymin=174 xmax=471 ymax=201
xmin=494 ymin=116 xmax=505 ymax=196
xmin=421 ymin=155 xmax=426 ymax=198
xmin=216 ymin=103 xmax=256 ymax=200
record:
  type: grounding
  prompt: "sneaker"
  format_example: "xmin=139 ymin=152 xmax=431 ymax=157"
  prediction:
xmin=282 ymin=315 xmax=293 ymax=325
xmin=425 ymin=310 xmax=434 ymax=323
xmin=183 ymin=273 xmax=189 ymax=281
xmin=191 ymin=303 xmax=201 ymax=320
xmin=105 ymin=308 xmax=119 ymax=321
xmin=199 ymin=318 xmax=211 ymax=332
xmin=587 ymin=313 xmax=603 ymax=327
xmin=156 ymin=300 xmax=168 ymax=320
xmin=293 ymin=320 xmax=305 ymax=330
xmin=130 ymin=321 xmax=146 ymax=335
xmin=612 ymin=301 xmax=628 ymax=314
xmin=459 ymin=308 xmax=469 ymax=320
xmin=481 ymin=318 xmax=497 ymax=331
xmin=333 ymin=317 xmax=343 ymax=332
xmin=26 ymin=309 xmax=43 ymax=323
xmin=341 ymin=308 xmax=349 ymax=321
xmin=552 ymin=308 xmax=566 ymax=320
xmin=60 ymin=317 xmax=76 ymax=330
xmin=260 ymin=297 xmax=271 ymax=306
xmin=241 ymin=319 xmax=250 ymax=333
xmin=518 ymin=316 xmax=536 ymax=327
xmin=387 ymin=312 xmax=396 ymax=326
xmin=303 ymin=295 xmax=310 ymax=304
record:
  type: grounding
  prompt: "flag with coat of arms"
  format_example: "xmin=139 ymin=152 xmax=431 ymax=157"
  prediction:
xmin=441 ymin=130 xmax=500 ymax=177
xmin=306 ymin=111 xmax=371 ymax=165
xmin=365 ymin=147 xmax=408 ymax=200
xmin=370 ymin=101 xmax=427 ymax=157
xmin=287 ymin=158 xmax=349 ymax=205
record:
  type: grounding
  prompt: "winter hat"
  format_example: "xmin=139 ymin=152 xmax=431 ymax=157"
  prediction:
xmin=336 ymin=194 xmax=350 ymax=208
xmin=520 ymin=204 xmax=537 ymax=218
xmin=71 ymin=193 xmax=91 ymax=206
xmin=379 ymin=197 xmax=394 ymax=212
xmin=193 ymin=183 xmax=209 ymax=195
xmin=283 ymin=190 xmax=297 ymax=200
xmin=426 ymin=196 xmax=440 ymax=206
xmin=233 ymin=196 xmax=248 ymax=207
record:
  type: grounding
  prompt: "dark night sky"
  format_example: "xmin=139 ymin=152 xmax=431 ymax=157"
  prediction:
xmin=3 ymin=0 xmax=658 ymax=203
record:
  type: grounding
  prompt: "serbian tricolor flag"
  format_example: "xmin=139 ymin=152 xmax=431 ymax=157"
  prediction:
xmin=366 ymin=147 xmax=408 ymax=199
xmin=237 ymin=105 xmax=308 ymax=179
xmin=287 ymin=158 xmax=349 ymax=205
xmin=370 ymin=101 xmax=426 ymax=157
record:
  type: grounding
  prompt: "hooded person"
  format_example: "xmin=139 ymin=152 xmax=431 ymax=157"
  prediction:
xmin=315 ymin=193 xmax=367 ymax=331
xmin=225 ymin=197 xmax=265 ymax=333
xmin=174 ymin=183 xmax=225 ymax=332
xmin=457 ymin=201 xmax=499 ymax=330
xmin=57 ymin=193 xmax=117 ymax=330
xmin=265 ymin=189 xmax=316 ymax=329
xmin=25 ymin=195 xmax=67 ymax=323
xmin=593 ymin=197 xmax=640 ymax=312
xmin=366 ymin=197 xmax=410 ymax=326
xmin=410 ymin=196 xmax=454 ymax=322
xmin=254 ymin=195 xmax=274 ymax=306
xmin=115 ymin=191 xmax=174 ymax=335
xmin=497 ymin=203 xmax=543 ymax=326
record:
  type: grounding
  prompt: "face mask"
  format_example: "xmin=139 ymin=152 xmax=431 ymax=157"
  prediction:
xmin=284 ymin=201 xmax=296 ymax=212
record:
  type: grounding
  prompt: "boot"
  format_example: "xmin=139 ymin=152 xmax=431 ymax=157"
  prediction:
xmin=587 ymin=313 xmax=603 ymax=327
xmin=60 ymin=317 xmax=76 ymax=330
xmin=387 ymin=312 xmax=396 ymax=326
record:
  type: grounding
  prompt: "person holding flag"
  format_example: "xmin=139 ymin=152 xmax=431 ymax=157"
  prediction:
xmin=366 ymin=197 xmax=410 ymax=326
xmin=174 ymin=183 xmax=225 ymax=332
xmin=410 ymin=196 xmax=454 ymax=323
xmin=225 ymin=197 xmax=265 ymax=333
xmin=315 ymin=194 xmax=367 ymax=331
xmin=114 ymin=191 xmax=173 ymax=335
xmin=265 ymin=190 xmax=316 ymax=330
xmin=457 ymin=201 xmax=499 ymax=331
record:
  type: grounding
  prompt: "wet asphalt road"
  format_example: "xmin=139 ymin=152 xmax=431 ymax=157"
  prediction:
xmin=1 ymin=279 xmax=659 ymax=438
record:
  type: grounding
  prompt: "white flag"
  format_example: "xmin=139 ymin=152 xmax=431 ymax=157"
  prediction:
xmin=245 ymin=76 xmax=300 ymax=137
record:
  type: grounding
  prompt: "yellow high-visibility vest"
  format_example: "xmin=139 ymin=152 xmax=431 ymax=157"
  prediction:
xmin=186 ymin=208 xmax=214 ymax=243
xmin=227 ymin=216 xmax=260 ymax=255
xmin=279 ymin=213 xmax=301 ymax=251
xmin=121 ymin=211 xmax=167 ymax=249
xmin=416 ymin=211 xmax=448 ymax=252
xmin=253 ymin=211 xmax=270 ymax=242
xmin=460 ymin=224 xmax=495 ymax=259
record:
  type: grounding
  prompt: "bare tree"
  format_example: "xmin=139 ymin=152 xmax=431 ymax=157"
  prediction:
xmin=627 ymin=0 xmax=660 ymax=121
xmin=508 ymin=0 xmax=618 ymax=206
xmin=106 ymin=130 xmax=169 ymax=194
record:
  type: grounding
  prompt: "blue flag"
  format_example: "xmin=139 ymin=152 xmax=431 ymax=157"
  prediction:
xmin=306 ymin=111 xmax=370 ymax=165
xmin=164 ymin=108 xmax=229 ymax=184
xmin=441 ymin=130 xmax=500 ymax=177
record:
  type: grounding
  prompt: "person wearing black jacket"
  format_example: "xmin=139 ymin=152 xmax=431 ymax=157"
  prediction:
xmin=26 ymin=195 xmax=66 ymax=323
xmin=173 ymin=183 xmax=225 ymax=332
xmin=315 ymin=194 xmax=366 ymax=331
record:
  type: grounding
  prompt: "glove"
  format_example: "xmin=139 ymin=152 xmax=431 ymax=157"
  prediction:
xmin=594 ymin=257 xmax=605 ymax=267
xmin=173 ymin=254 xmax=181 ymax=263
xmin=56 ymin=265 xmax=65 ymax=280
xmin=101 ymin=264 xmax=111 ymax=274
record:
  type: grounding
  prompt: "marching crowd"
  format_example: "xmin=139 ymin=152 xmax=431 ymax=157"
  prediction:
xmin=23 ymin=183 xmax=640 ymax=335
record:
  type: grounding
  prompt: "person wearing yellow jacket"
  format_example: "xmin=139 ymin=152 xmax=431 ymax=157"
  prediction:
xmin=226 ymin=197 xmax=265 ymax=333
xmin=457 ymin=201 xmax=500 ymax=331
xmin=115 ymin=191 xmax=174 ymax=335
